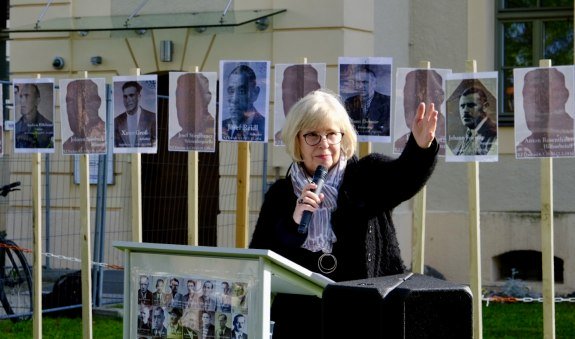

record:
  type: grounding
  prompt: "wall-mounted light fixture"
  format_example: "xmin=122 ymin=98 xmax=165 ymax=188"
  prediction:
xmin=90 ymin=56 xmax=102 ymax=65
xmin=160 ymin=40 xmax=173 ymax=62
xmin=255 ymin=17 xmax=269 ymax=31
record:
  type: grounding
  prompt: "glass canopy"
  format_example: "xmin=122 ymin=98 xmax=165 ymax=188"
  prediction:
xmin=3 ymin=9 xmax=286 ymax=33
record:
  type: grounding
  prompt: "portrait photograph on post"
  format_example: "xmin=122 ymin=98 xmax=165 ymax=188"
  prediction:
xmin=273 ymin=63 xmax=326 ymax=146
xmin=394 ymin=67 xmax=451 ymax=156
xmin=338 ymin=56 xmax=392 ymax=143
xmin=13 ymin=78 xmax=55 ymax=154
xmin=445 ymin=72 xmax=499 ymax=162
xmin=514 ymin=65 xmax=575 ymax=159
xmin=112 ymin=75 xmax=158 ymax=154
xmin=168 ymin=72 xmax=217 ymax=153
xmin=219 ymin=60 xmax=270 ymax=143
xmin=59 ymin=78 xmax=107 ymax=155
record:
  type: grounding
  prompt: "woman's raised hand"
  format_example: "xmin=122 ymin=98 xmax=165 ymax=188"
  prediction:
xmin=411 ymin=102 xmax=438 ymax=149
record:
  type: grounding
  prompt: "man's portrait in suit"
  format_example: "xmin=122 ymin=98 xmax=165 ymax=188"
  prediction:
xmin=168 ymin=72 xmax=216 ymax=152
xmin=113 ymin=75 xmax=157 ymax=153
xmin=60 ymin=78 xmax=106 ymax=155
xmin=339 ymin=58 xmax=392 ymax=141
xmin=445 ymin=74 xmax=499 ymax=162
xmin=452 ymin=85 xmax=497 ymax=156
xmin=216 ymin=313 xmax=232 ymax=338
xmin=231 ymin=313 xmax=248 ymax=339
xmin=219 ymin=61 xmax=270 ymax=142
xmin=138 ymin=275 xmax=153 ymax=306
xmin=14 ymin=80 xmax=55 ymax=152
xmin=515 ymin=66 xmax=575 ymax=158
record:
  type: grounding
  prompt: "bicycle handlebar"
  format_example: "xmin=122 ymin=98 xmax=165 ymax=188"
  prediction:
xmin=0 ymin=182 xmax=21 ymax=197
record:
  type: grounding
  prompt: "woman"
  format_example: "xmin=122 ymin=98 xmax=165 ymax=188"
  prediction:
xmin=249 ymin=89 xmax=438 ymax=338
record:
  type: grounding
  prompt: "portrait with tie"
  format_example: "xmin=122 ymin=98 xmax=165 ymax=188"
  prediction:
xmin=219 ymin=60 xmax=270 ymax=143
xmin=112 ymin=75 xmax=158 ymax=154
xmin=216 ymin=313 xmax=233 ymax=338
xmin=445 ymin=74 xmax=499 ymax=162
xmin=339 ymin=57 xmax=392 ymax=143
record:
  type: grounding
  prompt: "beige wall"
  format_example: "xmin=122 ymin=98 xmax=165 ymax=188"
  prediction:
xmin=6 ymin=0 xmax=575 ymax=292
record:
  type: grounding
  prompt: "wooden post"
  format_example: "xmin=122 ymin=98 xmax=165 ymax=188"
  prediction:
xmin=32 ymin=73 xmax=42 ymax=339
xmin=358 ymin=142 xmax=371 ymax=157
xmin=79 ymin=71 xmax=93 ymax=339
xmin=32 ymin=153 xmax=42 ymax=339
xmin=236 ymin=142 xmax=250 ymax=248
xmin=358 ymin=59 xmax=372 ymax=158
xmin=466 ymin=59 xmax=482 ymax=339
xmin=80 ymin=154 xmax=93 ymax=338
xmin=188 ymin=66 xmax=200 ymax=246
xmin=539 ymin=58 xmax=555 ymax=339
xmin=411 ymin=60 xmax=431 ymax=275
xmin=131 ymin=68 xmax=143 ymax=242
xmin=187 ymin=155 xmax=199 ymax=246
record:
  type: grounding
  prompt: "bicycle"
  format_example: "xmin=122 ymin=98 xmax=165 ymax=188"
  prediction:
xmin=0 ymin=181 xmax=33 ymax=322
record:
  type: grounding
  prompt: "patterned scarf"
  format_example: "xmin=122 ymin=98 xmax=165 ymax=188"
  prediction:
xmin=290 ymin=155 xmax=347 ymax=253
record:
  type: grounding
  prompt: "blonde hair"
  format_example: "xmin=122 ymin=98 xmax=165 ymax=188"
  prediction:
xmin=282 ymin=89 xmax=357 ymax=162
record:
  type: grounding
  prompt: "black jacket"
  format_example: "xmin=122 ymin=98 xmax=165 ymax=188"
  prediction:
xmin=250 ymin=134 xmax=438 ymax=282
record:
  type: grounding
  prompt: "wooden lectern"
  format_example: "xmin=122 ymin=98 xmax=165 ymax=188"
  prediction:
xmin=114 ymin=241 xmax=333 ymax=338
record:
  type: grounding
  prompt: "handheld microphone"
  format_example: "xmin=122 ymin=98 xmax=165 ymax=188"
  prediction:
xmin=298 ymin=165 xmax=328 ymax=234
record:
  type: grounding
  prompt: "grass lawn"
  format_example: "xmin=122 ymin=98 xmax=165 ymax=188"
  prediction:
xmin=0 ymin=302 xmax=573 ymax=338
xmin=0 ymin=315 xmax=123 ymax=338
xmin=483 ymin=301 xmax=575 ymax=338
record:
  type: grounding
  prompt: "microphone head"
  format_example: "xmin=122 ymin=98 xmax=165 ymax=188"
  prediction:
xmin=314 ymin=165 xmax=328 ymax=181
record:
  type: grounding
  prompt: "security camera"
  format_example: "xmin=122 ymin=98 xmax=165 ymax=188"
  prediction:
xmin=52 ymin=56 xmax=65 ymax=69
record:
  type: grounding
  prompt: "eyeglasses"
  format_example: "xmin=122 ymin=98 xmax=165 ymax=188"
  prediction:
xmin=302 ymin=132 xmax=344 ymax=146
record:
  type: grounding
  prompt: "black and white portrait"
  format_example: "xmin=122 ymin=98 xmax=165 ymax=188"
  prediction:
xmin=219 ymin=60 xmax=270 ymax=143
xmin=339 ymin=57 xmax=392 ymax=143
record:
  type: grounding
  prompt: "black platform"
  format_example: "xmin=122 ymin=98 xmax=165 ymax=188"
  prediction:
xmin=322 ymin=273 xmax=472 ymax=338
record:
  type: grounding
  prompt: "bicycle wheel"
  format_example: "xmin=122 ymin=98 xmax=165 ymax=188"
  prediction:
xmin=0 ymin=239 xmax=33 ymax=322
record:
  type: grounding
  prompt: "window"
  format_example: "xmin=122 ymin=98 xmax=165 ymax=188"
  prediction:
xmin=496 ymin=0 xmax=573 ymax=125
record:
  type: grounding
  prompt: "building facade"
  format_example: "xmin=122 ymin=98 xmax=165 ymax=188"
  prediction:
xmin=3 ymin=0 xmax=574 ymax=293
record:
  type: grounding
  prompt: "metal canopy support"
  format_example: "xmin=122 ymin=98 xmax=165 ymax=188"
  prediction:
xmin=220 ymin=0 xmax=233 ymax=23
xmin=34 ymin=0 xmax=55 ymax=29
xmin=124 ymin=0 xmax=152 ymax=27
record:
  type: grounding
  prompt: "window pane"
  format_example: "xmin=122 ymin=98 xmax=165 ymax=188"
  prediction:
xmin=504 ymin=0 xmax=536 ymax=9
xmin=544 ymin=20 xmax=574 ymax=65
xmin=541 ymin=0 xmax=573 ymax=7
xmin=498 ymin=0 xmax=573 ymax=124
xmin=502 ymin=68 xmax=515 ymax=113
xmin=505 ymin=0 xmax=573 ymax=8
xmin=503 ymin=22 xmax=533 ymax=67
